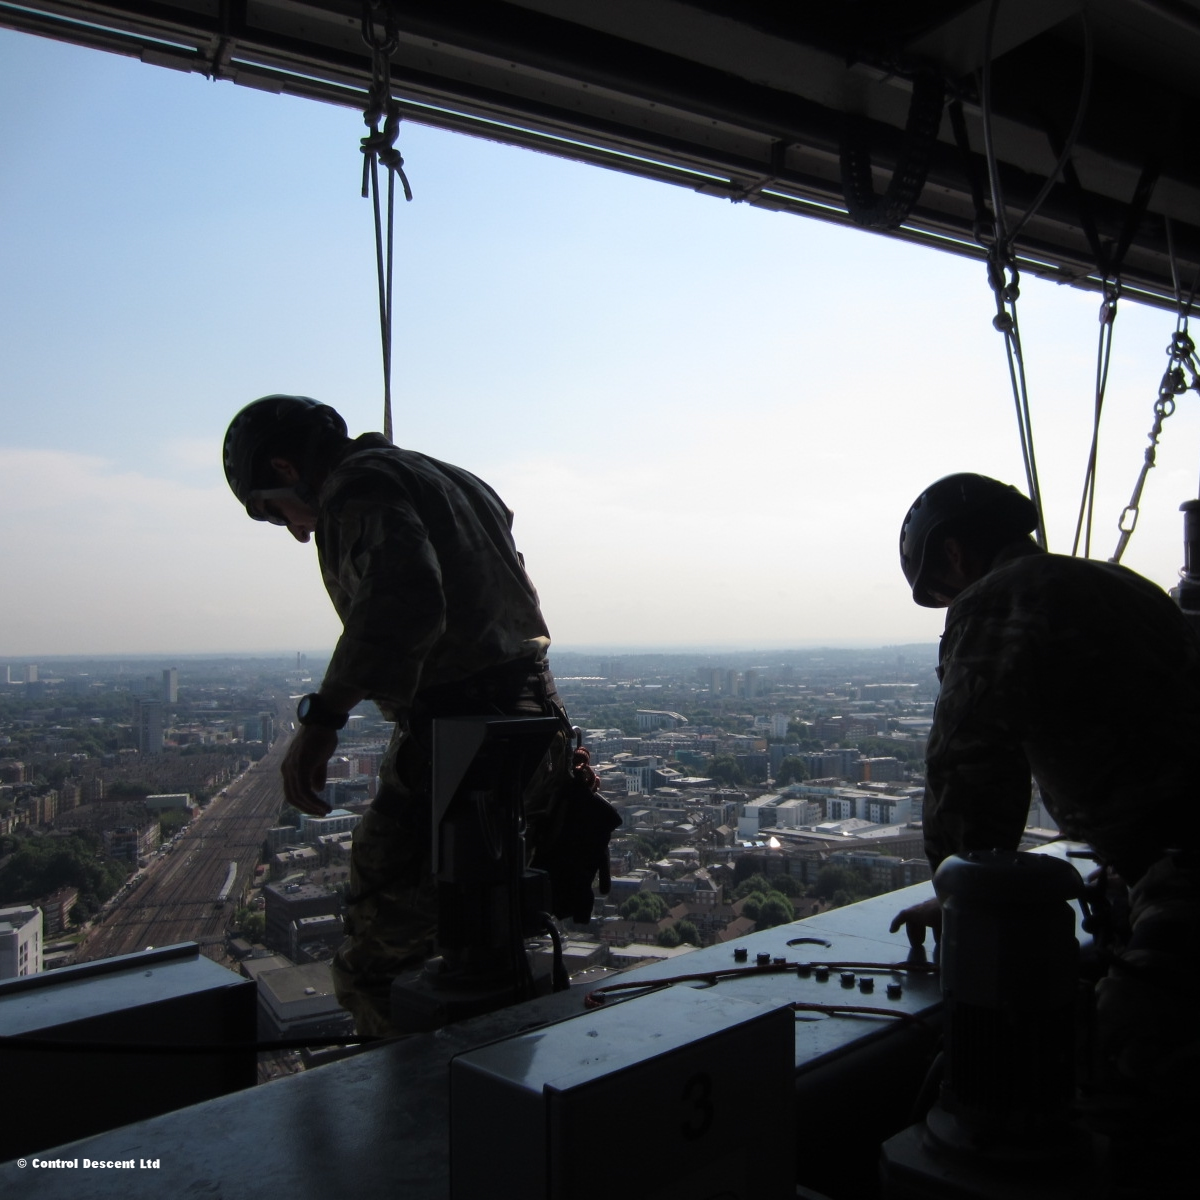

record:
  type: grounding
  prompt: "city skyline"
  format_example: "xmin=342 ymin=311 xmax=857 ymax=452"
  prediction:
xmin=3 ymin=29 xmax=1198 ymax=657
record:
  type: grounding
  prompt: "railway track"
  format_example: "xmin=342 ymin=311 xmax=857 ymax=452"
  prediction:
xmin=80 ymin=735 xmax=293 ymax=963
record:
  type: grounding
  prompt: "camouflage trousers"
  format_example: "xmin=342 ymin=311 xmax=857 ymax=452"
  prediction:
xmin=1094 ymin=851 xmax=1200 ymax=1090
xmin=330 ymin=661 xmax=568 ymax=1035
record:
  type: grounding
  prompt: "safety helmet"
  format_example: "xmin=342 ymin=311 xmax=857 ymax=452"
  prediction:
xmin=222 ymin=395 xmax=347 ymax=520
xmin=899 ymin=473 xmax=1038 ymax=607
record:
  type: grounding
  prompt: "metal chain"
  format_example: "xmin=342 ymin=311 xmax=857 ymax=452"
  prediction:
xmin=360 ymin=0 xmax=413 ymax=445
xmin=1110 ymin=320 xmax=1200 ymax=564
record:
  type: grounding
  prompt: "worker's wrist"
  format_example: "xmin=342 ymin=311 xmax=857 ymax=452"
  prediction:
xmin=297 ymin=691 xmax=351 ymax=730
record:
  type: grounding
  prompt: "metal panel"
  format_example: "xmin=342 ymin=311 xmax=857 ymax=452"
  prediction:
xmin=451 ymin=985 xmax=796 ymax=1200
xmin=0 ymin=942 xmax=256 ymax=1163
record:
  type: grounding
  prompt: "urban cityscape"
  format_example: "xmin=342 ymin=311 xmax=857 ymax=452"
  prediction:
xmin=0 ymin=645 xmax=1064 ymax=1079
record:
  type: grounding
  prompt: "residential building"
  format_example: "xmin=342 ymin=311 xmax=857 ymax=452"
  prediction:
xmin=254 ymin=962 xmax=354 ymax=1042
xmin=263 ymin=883 xmax=341 ymax=956
xmin=134 ymin=698 xmax=164 ymax=756
xmin=105 ymin=822 xmax=160 ymax=863
xmin=0 ymin=905 xmax=42 ymax=978
xmin=858 ymin=757 xmax=905 ymax=783
xmin=38 ymin=887 xmax=79 ymax=937
xmin=635 ymin=710 xmax=688 ymax=732
xmin=299 ymin=809 xmax=361 ymax=841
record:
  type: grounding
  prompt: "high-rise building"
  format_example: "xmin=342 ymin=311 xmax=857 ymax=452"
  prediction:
xmin=162 ymin=667 xmax=178 ymax=703
xmin=23 ymin=664 xmax=37 ymax=683
xmin=134 ymin=698 xmax=164 ymax=756
xmin=744 ymin=669 xmax=760 ymax=698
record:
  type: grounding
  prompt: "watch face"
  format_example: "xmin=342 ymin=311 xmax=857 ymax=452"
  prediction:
xmin=297 ymin=695 xmax=314 ymax=722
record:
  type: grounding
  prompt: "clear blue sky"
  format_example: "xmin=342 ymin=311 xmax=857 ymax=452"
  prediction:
xmin=2 ymin=27 xmax=1197 ymax=656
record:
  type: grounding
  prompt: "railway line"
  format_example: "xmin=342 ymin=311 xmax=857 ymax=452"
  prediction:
xmin=80 ymin=733 xmax=293 ymax=963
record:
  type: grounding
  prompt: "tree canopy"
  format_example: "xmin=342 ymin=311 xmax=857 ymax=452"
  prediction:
xmin=754 ymin=894 xmax=796 ymax=930
xmin=733 ymin=871 xmax=800 ymax=900
xmin=0 ymin=830 xmax=129 ymax=917
xmin=705 ymin=755 xmax=746 ymax=787
xmin=812 ymin=864 xmax=877 ymax=906
xmin=620 ymin=891 xmax=668 ymax=924
xmin=775 ymin=756 xmax=810 ymax=786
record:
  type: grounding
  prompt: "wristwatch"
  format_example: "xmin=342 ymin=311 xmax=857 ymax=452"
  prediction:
xmin=296 ymin=692 xmax=349 ymax=730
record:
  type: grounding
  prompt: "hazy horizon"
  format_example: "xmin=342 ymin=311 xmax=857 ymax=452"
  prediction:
xmin=0 ymin=641 xmax=941 ymax=664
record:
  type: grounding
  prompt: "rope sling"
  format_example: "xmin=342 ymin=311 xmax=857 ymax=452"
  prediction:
xmin=360 ymin=0 xmax=413 ymax=445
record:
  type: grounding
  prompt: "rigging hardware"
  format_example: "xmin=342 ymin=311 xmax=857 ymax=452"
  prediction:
xmin=1110 ymin=323 xmax=1200 ymax=564
xmin=1110 ymin=220 xmax=1200 ymax=564
xmin=360 ymin=0 xmax=413 ymax=445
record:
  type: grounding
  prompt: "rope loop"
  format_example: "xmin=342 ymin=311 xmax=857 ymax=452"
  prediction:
xmin=361 ymin=0 xmax=399 ymax=55
xmin=358 ymin=0 xmax=412 ymax=445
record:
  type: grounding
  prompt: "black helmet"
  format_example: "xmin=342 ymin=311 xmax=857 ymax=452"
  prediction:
xmin=900 ymin=473 xmax=1038 ymax=607
xmin=222 ymin=395 xmax=347 ymax=519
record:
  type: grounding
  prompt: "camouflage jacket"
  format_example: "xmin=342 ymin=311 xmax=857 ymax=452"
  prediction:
xmin=315 ymin=434 xmax=551 ymax=718
xmin=925 ymin=541 xmax=1200 ymax=878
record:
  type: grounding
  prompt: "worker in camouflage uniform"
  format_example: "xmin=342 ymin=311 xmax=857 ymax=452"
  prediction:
xmin=222 ymin=396 xmax=572 ymax=1034
xmin=891 ymin=472 xmax=1200 ymax=1157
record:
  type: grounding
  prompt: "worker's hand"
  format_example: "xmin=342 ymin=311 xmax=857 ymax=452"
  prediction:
xmin=281 ymin=725 xmax=338 ymax=815
xmin=889 ymin=896 xmax=943 ymax=948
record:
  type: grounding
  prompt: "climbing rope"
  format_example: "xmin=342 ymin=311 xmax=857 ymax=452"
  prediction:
xmin=1110 ymin=222 xmax=1200 ymax=564
xmin=972 ymin=0 xmax=1095 ymax=549
xmin=1071 ymin=280 xmax=1120 ymax=558
xmin=1056 ymin=141 xmax=1160 ymax=557
xmin=360 ymin=0 xmax=413 ymax=445
xmin=984 ymin=249 xmax=1048 ymax=547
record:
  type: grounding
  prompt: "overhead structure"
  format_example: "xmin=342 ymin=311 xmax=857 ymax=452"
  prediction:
xmin=3 ymin=0 xmax=1199 ymax=310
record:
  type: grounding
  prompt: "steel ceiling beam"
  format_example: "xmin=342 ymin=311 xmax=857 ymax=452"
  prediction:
xmin=1 ymin=0 xmax=1197 ymax=313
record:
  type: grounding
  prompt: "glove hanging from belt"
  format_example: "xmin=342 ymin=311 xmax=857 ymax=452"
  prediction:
xmin=531 ymin=745 xmax=622 ymax=924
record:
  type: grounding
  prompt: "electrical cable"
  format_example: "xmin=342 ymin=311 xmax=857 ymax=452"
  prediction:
xmin=584 ymin=957 xmax=937 ymax=1009
xmin=0 ymin=1033 xmax=388 ymax=1055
